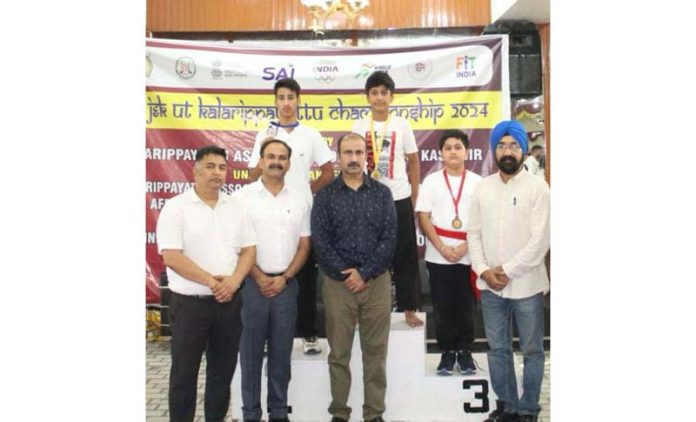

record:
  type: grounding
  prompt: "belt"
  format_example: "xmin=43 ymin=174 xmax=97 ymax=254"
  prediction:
xmin=171 ymin=291 xmax=217 ymax=301
xmin=434 ymin=225 xmax=467 ymax=240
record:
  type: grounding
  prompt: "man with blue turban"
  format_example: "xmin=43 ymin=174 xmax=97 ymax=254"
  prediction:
xmin=467 ymin=120 xmax=550 ymax=422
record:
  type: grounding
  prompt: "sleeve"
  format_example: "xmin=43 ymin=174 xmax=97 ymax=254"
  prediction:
xmin=156 ymin=198 xmax=184 ymax=253
xmin=401 ymin=119 xmax=419 ymax=154
xmin=414 ymin=175 xmax=433 ymax=213
xmin=247 ymin=131 xmax=265 ymax=169
xmin=358 ymin=188 xmax=397 ymax=280
xmin=238 ymin=207 xmax=258 ymax=247
xmin=299 ymin=202 xmax=311 ymax=237
xmin=466 ymin=184 xmax=490 ymax=276
xmin=310 ymin=129 xmax=335 ymax=167
xmin=502 ymin=183 xmax=550 ymax=279
xmin=310 ymin=190 xmax=348 ymax=278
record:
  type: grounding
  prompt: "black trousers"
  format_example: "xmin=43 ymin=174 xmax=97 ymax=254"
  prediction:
xmin=295 ymin=250 xmax=318 ymax=338
xmin=168 ymin=291 xmax=243 ymax=422
xmin=426 ymin=262 xmax=476 ymax=351
xmin=392 ymin=197 xmax=421 ymax=311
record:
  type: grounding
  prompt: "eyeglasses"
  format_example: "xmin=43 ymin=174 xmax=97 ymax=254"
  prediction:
xmin=495 ymin=142 xmax=522 ymax=152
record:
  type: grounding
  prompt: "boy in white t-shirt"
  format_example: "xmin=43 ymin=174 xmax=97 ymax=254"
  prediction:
xmin=415 ymin=129 xmax=482 ymax=375
xmin=351 ymin=71 xmax=423 ymax=327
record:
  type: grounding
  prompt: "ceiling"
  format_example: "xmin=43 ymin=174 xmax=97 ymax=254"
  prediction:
xmin=491 ymin=0 xmax=550 ymax=24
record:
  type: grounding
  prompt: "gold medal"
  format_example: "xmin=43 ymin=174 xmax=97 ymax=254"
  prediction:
xmin=452 ymin=217 xmax=462 ymax=229
xmin=372 ymin=169 xmax=381 ymax=179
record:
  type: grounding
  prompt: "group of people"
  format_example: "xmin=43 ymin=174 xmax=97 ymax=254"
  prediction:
xmin=156 ymin=72 xmax=550 ymax=422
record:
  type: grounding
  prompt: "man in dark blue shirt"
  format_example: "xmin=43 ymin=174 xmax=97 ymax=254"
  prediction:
xmin=311 ymin=132 xmax=397 ymax=422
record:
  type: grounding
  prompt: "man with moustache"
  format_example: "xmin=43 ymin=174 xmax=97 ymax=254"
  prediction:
xmin=467 ymin=120 xmax=550 ymax=422
xmin=156 ymin=146 xmax=256 ymax=422
xmin=248 ymin=78 xmax=334 ymax=354
xmin=311 ymin=132 xmax=397 ymax=422
xmin=236 ymin=139 xmax=311 ymax=422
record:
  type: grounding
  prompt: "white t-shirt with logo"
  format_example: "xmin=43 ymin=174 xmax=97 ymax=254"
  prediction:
xmin=351 ymin=116 xmax=419 ymax=201
xmin=415 ymin=168 xmax=482 ymax=265
xmin=249 ymin=122 xmax=335 ymax=207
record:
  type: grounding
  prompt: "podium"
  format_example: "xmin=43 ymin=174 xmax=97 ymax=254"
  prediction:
xmin=231 ymin=313 xmax=514 ymax=421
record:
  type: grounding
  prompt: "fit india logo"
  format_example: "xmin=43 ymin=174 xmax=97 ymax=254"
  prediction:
xmin=175 ymin=57 xmax=196 ymax=79
xmin=313 ymin=60 xmax=339 ymax=84
xmin=455 ymin=55 xmax=477 ymax=79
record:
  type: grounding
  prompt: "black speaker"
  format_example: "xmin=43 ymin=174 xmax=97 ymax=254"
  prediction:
xmin=483 ymin=20 xmax=542 ymax=98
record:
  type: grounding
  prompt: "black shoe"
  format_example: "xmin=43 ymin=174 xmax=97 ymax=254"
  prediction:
xmin=365 ymin=417 xmax=385 ymax=422
xmin=437 ymin=351 xmax=456 ymax=375
xmin=269 ymin=418 xmax=290 ymax=422
xmin=331 ymin=417 xmax=348 ymax=422
xmin=456 ymin=349 xmax=477 ymax=375
xmin=518 ymin=415 xmax=538 ymax=422
xmin=484 ymin=400 xmax=519 ymax=421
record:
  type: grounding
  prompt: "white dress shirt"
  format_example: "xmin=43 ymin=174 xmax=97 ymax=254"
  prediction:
xmin=415 ymin=168 xmax=482 ymax=265
xmin=467 ymin=170 xmax=550 ymax=299
xmin=234 ymin=180 xmax=310 ymax=274
xmin=156 ymin=188 xmax=257 ymax=296
xmin=248 ymin=122 xmax=335 ymax=207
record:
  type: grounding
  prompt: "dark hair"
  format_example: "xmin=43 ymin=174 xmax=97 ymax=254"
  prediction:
xmin=336 ymin=132 xmax=367 ymax=154
xmin=438 ymin=129 xmax=469 ymax=150
xmin=274 ymin=78 xmax=301 ymax=97
xmin=260 ymin=138 xmax=292 ymax=159
xmin=365 ymin=71 xmax=395 ymax=94
xmin=531 ymin=145 xmax=543 ymax=153
xmin=195 ymin=146 xmax=227 ymax=162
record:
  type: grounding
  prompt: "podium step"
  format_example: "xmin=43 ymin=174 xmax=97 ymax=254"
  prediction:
xmin=231 ymin=312 xmax=512 ymax=421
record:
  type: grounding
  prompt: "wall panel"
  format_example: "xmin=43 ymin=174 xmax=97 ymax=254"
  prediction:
xmin=146 ymin=0 xmax=490 ymax=32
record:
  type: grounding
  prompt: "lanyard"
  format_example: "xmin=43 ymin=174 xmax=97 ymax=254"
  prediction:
xmin=369 ymin=113 xmax=391 ymax=177
xmin=443 ymin=169 xmax=467 ymax=229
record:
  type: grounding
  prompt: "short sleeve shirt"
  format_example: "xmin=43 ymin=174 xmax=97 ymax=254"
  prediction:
xmin=351 ymin=116 xmax=418 ymax=201
xmin=156 ymin=188 xmax=257 ymax=296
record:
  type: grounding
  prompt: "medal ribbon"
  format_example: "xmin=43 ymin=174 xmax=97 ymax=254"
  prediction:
xmin=443 ymin=169 xmax=467 ymax=224
xmin=368 ymin=113 xmax=391 ymax=174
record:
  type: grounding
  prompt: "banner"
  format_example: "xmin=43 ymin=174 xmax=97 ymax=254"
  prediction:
xmin=146 ymin=36 xmax=510 ymax=303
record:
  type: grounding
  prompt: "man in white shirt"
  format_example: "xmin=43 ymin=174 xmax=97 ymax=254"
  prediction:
xmin=415 ymin=129 xmax=482 ymax=376
xmin=351 ymin=71 xmax=423 ymax=328
xmin=248 ymin=78 xmax=334 ymax=354
xmin=468 ymin=121 xmax=550 ymax=422
xmin=156 ymin=146 xmax=257 ymax=422
xmin=523 ymin=145 xmax=544 ymax=178
xmin=236 ymin=139 xmax=311 ymax=422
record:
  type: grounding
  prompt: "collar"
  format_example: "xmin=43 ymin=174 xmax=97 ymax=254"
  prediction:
xmin=336 ymin=172 xmax=371 ymax=190
xmin=271 ymin=120 xmax=301 ymax=129
xmin=497 ymin=168 xmax=526 ymax=184
xmin=186 ymin=187 xmax=229 ymax=204
xmin=251 ymin=178 xmax=289 ymax=195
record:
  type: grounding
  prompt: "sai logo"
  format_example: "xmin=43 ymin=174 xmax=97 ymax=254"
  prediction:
xmin=175 ymin=57 xmax=196 ymax=79
xmin=455 ymin=56 xmax=477 ymax=78
xmin=262 ymin=65 xmax=295 ymax=81
xmin=313 ymin=60 xmax=339 ymax=84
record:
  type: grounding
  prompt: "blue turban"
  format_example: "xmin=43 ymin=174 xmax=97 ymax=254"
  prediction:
xmin=490 ymin=120 xmax=528 ymax=155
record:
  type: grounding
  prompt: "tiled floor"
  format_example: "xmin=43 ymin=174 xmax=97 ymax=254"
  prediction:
xmin=146 ymin=340 xmax=550 ymax=421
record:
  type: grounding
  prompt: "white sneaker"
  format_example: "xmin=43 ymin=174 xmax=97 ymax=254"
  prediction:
xmin=302 ymin=336 xmax=321 ymax=354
